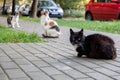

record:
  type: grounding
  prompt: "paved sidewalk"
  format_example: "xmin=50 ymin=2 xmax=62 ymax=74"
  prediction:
xmin=0 ymin=17 xmax=120 ymax=80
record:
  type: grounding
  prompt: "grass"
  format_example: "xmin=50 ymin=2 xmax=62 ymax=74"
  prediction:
xmin=20 ymin=16 xmax=40 ymax=22
xmin=0 ymin=25 xmax=44 ymax=43
xmin=19 ymin=16 xmax=120 ymax=34
xmin=56 ymin=19 xmax=120 ymax=34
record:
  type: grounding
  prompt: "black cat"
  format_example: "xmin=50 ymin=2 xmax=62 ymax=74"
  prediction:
xmin=70 ymin=28 xmax=117 ymax=59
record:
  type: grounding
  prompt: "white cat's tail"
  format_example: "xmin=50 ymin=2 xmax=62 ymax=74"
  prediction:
xmin=57 ymin=31 xmax=61 ymax=37
xmin=42 ymin=34 xmax=59 ymax=38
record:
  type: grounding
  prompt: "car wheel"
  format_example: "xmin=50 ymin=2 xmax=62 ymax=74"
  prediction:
xmin=58 ymin=16 xmax=62 ymax=19
xmin=29 ymin=11 xmax=31 ymax=16
xmin=85 ymin=13 xmax=93 ymax=20
xmin=37 ymin=11 xmax=41 ymax=17
xmin=118 ymin=14 xmax=120 ymax=20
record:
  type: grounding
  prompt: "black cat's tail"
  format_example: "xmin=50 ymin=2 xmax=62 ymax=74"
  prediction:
xmin=102 ymin=45 xmax=117 ymax=59
xmin=110 ymin=46 xmax=117 ymax=59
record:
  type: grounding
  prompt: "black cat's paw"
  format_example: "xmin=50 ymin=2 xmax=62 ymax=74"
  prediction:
xmin=77 ymin=53 xmax=82 ymax=57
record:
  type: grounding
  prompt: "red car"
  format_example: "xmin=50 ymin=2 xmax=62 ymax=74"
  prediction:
xmin=85 ymin=0 xmax=120 ymax=20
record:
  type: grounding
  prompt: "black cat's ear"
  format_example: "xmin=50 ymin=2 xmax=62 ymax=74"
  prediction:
xmin=81 ymin=28 xmax=83 ymax=33
xmin=70 ymin=28 xmax=74 ymax=34
xmin=79 ymin=28 xmax=84 ymax=35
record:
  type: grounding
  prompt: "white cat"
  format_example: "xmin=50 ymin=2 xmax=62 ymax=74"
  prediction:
xmin=7 ymin=12 xmax=20 ymax=28
xmin=40 ymin=10 xmax=61 ymax=38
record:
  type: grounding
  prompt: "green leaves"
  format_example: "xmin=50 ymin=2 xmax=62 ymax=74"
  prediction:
xmin=55 ymin=0 xmax=88 ymax=9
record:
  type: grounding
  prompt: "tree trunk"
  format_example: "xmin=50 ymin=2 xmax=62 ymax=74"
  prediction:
xmin=30 ymin=0 xmax=38 ymax=18
xmin=12 ymin=0 xmax=16 ymax=15
xmin=2 ymin=0 xmax=6 ymax=15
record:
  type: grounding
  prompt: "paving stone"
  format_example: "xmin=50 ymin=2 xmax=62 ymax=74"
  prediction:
xmin=115 ymin=58 xmax=120 ymax=62
xmin=51 ymin=62 xmax=73 ymax=71
xmin=28 ymin=71 xmax=53 ymax=80
xmin=34 ymin=53 xmax=49 ymax=58
xmin=0 ymin=50 xmax=7 ymax=57
xmin=77 ymin=78 xmax=95 ymax=80
xmin=99 ymin=63 xmax=120 ymax=71
xmin=63 ymin=69 xmax=88 ymax=79
xmin=73 ymin=65 xmax=95 ymax=73
xmin=50 ymin=54 xmax=66 ymax=60
xmin=50 ymin=43 xmax=73 ymax=51
xmin=2 ymin=49 xmax=17 ymax=55
xmin=9 ymin=43 xmax=27 ymax=52
xmin=0 ymin=56 xmax=12 ymax=62
xmin=32 ymin=60 xmax=50 ymax=67
xmin=19 ymin=44 xmax=40 ymax=54
xmin=0 ymin=73 xmax=9 ymax=80
xmin=0 ymin=67 xmax=4 ymax=74
xmin=41 ymin=57 xmax=59 ymax=63
xmin=59 ymin=59 xmax=95 ymax=73
xmin=51 ymin=74 xmax=74 ymax=80
xmin=105 ymin=60 xmax=120 ymax=67
xmin=25 ymin=56 xmax=40 ymax=61
xmin=5 ymin=69 xmax=28 ymax=79
xmin=8 ymin=54 xmax=23 ymax=59
xmin=11 ymin=77 xmax=31 ymax=80
xmin=27 ymin=43 xmax=40 ymax=48
xmin=50 ymin=49 xmax=73 ymax=57
xmin=8 ymin=44 xmax=22 ymax=49
xmin=86 ymin=72 xmax=114 ymax=80
xmin=37 ymin=47 xmax=58 ymax=57
xmin=32 ymin=44 xmax=48 ymax=51
xmin=94 ymin=67 xmax=119 ymax=76
xmin=0 ymin=44 xmax=11 ymax=50
xmin=19 ymin=64 xmax=40 ymax=72
xmin=111 ymin=75 xmax=120 ymax=80
xmin=13 ymin=58 xmax=31 ymax=65
xmin=14 ymin=48 xmax=27 ymax=52
xmin=1 ymin=62 xmax=19 ymax=69
xmin=18 ymin=51 xmax=33 ymax=56
xmin=116 ymin=70 xmax=120 ymax=74
xmin=60 ymin=59 xmax=82 ymax=66
xmin=85 ymin=59 xmax=107 ymax=64
xmin=41 ymin=67 xmax=63 ymax=75
xmin=72 ymin=58 xmax=100 ymax=68
xmin=52 ymin=44 xmax=69 ymax=53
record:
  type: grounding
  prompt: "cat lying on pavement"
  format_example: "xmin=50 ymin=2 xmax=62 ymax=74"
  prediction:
xmin=70 ymin=28 xmax=117 ymax=59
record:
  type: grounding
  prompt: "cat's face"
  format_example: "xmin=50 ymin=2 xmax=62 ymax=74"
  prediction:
xmin=41 ymin=10 xmax=49 ymax=23
xmin=70 ymin=28 xmax=85 ymax=49
xmin=41 ymin=10 xmax=49 ymax=16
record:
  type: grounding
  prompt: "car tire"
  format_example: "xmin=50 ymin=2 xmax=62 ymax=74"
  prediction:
xmin=85 ymin=13 xmax=93 ymax=20
xmin=58 ymin=16 xmax=62 ymax=19
xmin=118 ymin=14 xmax=120 ymax=20
xmin=29 ymin=11 xmax=31 ymax=16
xmin=37 ymin=10 xmax=41 ymax=17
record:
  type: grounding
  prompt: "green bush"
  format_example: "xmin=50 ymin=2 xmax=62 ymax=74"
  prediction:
xmin=64 ymin=9 xmax=84 ymax=18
